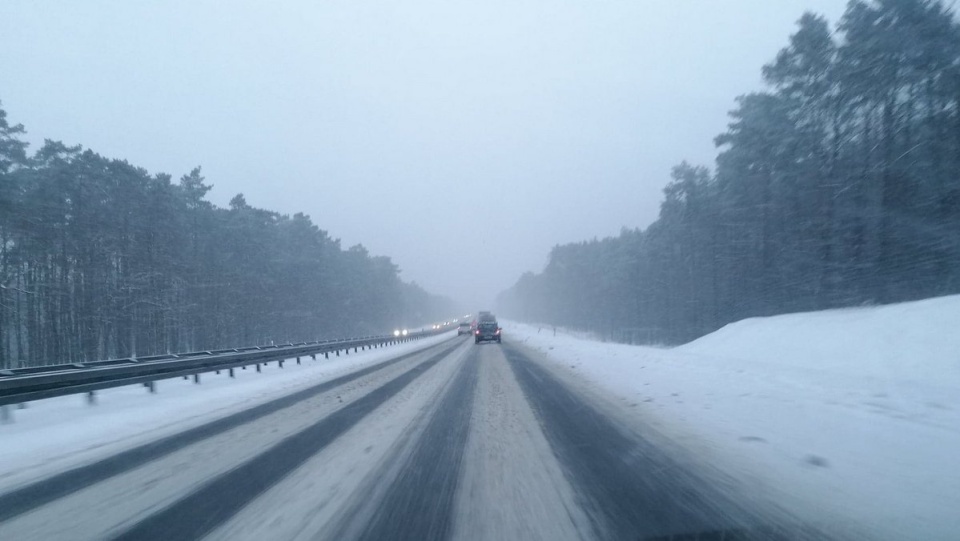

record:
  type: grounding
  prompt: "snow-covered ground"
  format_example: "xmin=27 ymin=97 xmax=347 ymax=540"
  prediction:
xmin=3 ymin=298 xmax=958 ymax=540
xmin=0 ymin=332 xmax=456 ymax=492
xmin=507 ymin=295 xmax=960 ymax=541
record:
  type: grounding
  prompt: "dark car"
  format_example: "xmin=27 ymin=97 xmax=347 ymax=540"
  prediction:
xmin=457 ymin=322 xmax=472 ymax=335
xmin=474 ymin=321 xmax=501 ymax=344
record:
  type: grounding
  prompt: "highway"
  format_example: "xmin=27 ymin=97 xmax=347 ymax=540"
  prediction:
xmin=0 ymin=335 xmax=816 ymax=541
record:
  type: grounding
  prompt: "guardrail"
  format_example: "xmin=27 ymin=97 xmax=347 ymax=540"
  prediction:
xmin=0 ymin=330 xmax=442 ymax=421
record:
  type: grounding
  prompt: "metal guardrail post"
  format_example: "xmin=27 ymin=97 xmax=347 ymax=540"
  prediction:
xmin=1 ymin=404 xmax=11 ymax=424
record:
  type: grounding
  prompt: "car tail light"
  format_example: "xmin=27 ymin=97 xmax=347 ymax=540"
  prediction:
xmin=495 ymin=329 xmax=500 ymax=335
xmin=475 ymin=330 xmax=480 ymax=335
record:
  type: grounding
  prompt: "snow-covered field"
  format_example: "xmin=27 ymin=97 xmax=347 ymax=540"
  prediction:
xmin=507 ymin=295 xmax=960 ymax=540
xmin=0 ymin=332 xmax=456 ymax=492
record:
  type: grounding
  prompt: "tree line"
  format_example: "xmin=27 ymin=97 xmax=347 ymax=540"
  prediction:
xmin=0 ymin=108 xmax=455 ymax=367
xmin=498 ymin=0 xmax=960 ymax=344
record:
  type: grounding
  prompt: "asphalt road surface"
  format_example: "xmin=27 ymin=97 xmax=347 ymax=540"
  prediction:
xmin=0 ymin=336 xmax=824 ymax=541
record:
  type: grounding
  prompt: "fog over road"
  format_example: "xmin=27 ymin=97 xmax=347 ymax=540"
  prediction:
xmin=0 ymin=336 xmax=819 ymax=541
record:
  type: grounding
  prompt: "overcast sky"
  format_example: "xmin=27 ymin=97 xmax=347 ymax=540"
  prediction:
xmin=1 ymin=0 xmax=848 ymax=310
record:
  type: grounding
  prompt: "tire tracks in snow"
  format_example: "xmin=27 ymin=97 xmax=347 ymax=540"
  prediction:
xmin=503 ymin=343 xmax=771 ymax=541
xmin=328 ymin=346 xmax=480 ymax=541
xmin=0 ymin=339 xmax=457 ymax=524
xmin=110 ymin=343 xmax=461 ymax=541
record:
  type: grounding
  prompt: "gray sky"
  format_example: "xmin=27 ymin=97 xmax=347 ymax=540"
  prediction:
xmin=1 ymin=0 xmax=847 ymax=309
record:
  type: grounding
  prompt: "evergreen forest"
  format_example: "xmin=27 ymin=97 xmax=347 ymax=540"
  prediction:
xmin=0 ymin=110 xmax=455 ymax=367
xmin=498 ymin=0 xmax=960 ymax=344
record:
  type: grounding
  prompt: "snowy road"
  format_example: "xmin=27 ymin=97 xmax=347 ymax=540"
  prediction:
xmin=0 ymin=336 xmax=816 ymax=541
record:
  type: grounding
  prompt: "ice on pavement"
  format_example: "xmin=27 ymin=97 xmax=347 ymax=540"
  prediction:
xmin=508 ymin=295 xmax=960 ymax=541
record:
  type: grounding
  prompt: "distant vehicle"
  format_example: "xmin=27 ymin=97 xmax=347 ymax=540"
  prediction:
xmin=478 ymin=311 xmax=496 ymax=322
xmin=457 ymin=322 xmax=472 ymax=336
xmin=475 ymin=320 xmax=501 ymax=344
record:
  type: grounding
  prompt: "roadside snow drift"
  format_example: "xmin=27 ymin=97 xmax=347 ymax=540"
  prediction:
xmin=507 ymin=295 xmax=960 ymax=541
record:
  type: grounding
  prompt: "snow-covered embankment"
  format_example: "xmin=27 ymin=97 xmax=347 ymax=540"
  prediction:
xmin=507 ymin=296 xmax=960 ymax=540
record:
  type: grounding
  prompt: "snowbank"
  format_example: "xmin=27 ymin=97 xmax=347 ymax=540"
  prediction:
xmin=506 ymin=296 xmax=960 ymax=541
xmin=680 ymin=295 xmax=960 ymax=385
